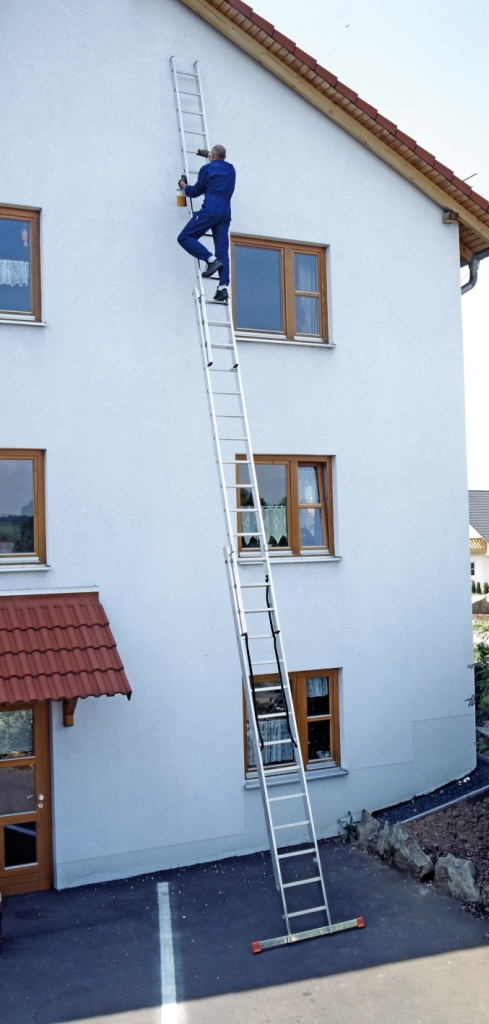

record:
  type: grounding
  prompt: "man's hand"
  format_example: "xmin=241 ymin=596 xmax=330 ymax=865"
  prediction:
xmin=178 ymin=174 xmax=188 ymax=190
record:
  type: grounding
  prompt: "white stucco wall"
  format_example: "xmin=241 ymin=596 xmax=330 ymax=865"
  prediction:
xmin=0 ymin=0 xmax=475 ymax=888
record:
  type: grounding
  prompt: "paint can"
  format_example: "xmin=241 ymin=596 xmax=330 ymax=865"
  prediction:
xmin=176 ymin=190 xmax=187 ymax=207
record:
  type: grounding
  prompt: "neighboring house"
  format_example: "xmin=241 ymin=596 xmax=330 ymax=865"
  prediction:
xmin=0 ymin=0 xmax=487 ymax=895
xmin=469 ymin=491 xmax=489 ymax=585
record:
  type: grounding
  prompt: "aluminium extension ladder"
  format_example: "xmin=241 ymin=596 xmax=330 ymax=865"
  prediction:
xmin=170 ymin=58 xmax=363 ymax=952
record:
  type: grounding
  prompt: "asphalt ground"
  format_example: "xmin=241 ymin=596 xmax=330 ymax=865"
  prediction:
xmin=1 ymin=841 xmax=488 ymax=1024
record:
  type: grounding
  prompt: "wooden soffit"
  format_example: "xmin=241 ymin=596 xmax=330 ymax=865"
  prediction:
xmin=180 ymin=0 xmax=489 ymax=260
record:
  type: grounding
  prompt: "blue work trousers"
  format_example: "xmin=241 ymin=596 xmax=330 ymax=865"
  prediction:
xmin=177 ymin=208 xmax=231 ymax=285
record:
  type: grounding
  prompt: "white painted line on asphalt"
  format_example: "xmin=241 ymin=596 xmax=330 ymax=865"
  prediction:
xmin=158 ymin=882 xmax=184 ymax=1024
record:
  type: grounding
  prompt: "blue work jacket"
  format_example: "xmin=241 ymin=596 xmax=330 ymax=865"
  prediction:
xmin=184 ymin=159 xmax=236 ymax=219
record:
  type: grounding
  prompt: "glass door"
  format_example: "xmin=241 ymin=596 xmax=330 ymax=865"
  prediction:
xmin=0 ymin=702 xmax=52 ymax=895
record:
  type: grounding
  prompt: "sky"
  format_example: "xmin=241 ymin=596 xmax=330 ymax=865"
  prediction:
xmin=255 ymin=0 xmax=489 ymax=488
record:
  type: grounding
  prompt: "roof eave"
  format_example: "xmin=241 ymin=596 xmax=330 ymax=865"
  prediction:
xmin=180 ymin=0 xmax=489 ymax=256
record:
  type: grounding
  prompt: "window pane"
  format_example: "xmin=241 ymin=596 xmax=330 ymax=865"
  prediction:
xmin=0 ymin=764 xmax=35 ymax=815
xmin=308 ymin=719 xmax=331 ymax=761
xmin=294 ymin=253 xmax=318 ymax=293
xmin=300 ymin=508 xmax=324 ymax=546
xmin=307 ymin=676 xmax=330 ymax=717
xmin=0 ymin=710 xmax=34 ymax=759
xmin=298 ymin=466 xmax=320 ymax=505
xmin=247 ymin=719 xmax=294 ymax=767
xmin=234 ymin=246 xmax=283 ymax=331
xmin=0 ymin=460 xmax=35 ymax=555
xmin=257 ymin=464 xmax=288 ymax=547
xmin=4 ymin=821 xmax=37 ymax=866
xmin=0 ymin=218 xmax=31 ymax=313
xmin=295 ymin=295 xmax=319 ymax=335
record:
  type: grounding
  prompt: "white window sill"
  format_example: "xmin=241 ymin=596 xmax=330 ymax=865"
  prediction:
xmin=238 ymin=554 xmax=342 ymax=564
xmin=235 ymin=331 xmax=334 ymax=349
xmin=0 ymin=317 xmax=46 ymax=326
xmin=0 ymin=563 xmax=51 ymax=573
xmin=245 ymin=766 xmax=348 ymax=788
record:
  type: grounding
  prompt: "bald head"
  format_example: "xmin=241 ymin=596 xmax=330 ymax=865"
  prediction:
xmin=211 ymin=144 xmax=226 ymax=161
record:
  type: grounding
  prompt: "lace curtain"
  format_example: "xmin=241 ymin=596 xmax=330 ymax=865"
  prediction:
xmin=241 ymin=505 xmax=287 ymax=545
xmin=306 ymin=676 xmax=328 ymax=698
xmin=247 ymin=719 xmax=293 ymax=766
xmin=0 ymin=259 xmax=29 ymax=286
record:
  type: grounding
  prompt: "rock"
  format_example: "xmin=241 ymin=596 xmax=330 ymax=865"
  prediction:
xmin=374 ymin=824 xmax=394 ymax=858
xmin=481 ymin=885 xmax=489 ymax=908
xmin=374 ymin=822 xmax=433 ymax=879
xmin=356 ymin=809 xmax=381 ymax=846
xmin=435 ymin=854 xmax=481 ymax=902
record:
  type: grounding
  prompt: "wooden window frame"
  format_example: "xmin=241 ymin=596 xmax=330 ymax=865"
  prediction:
xmin=231 ymin=235 xmax=328 ymax=343
xmin=0 ymin=206 xmax=41 ymax=322
xmin=237 ymin=454 xmax=334 ymax=557
xmin=0 ymin=449 xmax=46 ymax=564
xmin=244 ymin=669 xmax=340 ymax=775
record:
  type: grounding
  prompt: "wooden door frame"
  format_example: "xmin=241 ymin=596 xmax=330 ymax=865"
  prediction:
xmin=0 ymin=701 xmax=53 ymax=895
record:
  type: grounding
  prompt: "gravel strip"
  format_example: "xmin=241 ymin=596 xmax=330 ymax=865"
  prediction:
xmin=375 ymin=762 xmax=489 ymax=826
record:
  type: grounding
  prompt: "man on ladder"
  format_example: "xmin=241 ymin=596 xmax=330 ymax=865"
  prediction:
xmin=177 ymin=144 xmax=235 ymax=303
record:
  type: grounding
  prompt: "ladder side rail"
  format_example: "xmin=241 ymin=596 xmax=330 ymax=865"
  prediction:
xmin=194 ymin=62 xmax=211 ymax=151
xmin=170 ymin=57 xmax=193 ymax=205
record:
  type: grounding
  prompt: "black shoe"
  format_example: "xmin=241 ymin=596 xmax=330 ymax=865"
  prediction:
xmin=214 ymin=287 xmax=229 ymax=303
xmin=202 ymin=258 xmax=223 ymax=278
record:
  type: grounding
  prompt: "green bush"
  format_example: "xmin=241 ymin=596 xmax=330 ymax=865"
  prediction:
xmin=468 ymin=641 xmax=489 ymax=721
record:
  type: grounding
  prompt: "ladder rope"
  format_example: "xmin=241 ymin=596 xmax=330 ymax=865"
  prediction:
xmin=265 ymin=576 xmax=297 ymax=748
xmin=243 ymin=631 xmax=264 ymax=751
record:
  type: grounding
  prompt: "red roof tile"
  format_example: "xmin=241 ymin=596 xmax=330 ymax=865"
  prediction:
xmin=0 ymin=592 xmax=131 ymax=705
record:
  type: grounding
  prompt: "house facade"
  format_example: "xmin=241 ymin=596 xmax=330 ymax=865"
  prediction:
xmin=0 ymin=0 xmax=487 ymax=894
xmin=470 ymin=491 xmax=489 ymax=586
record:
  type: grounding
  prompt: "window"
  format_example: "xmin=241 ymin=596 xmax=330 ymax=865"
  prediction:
xmin=0 ymin=451 xmax=46 ymax=565
xmin=238 ymin=455 xmax=334 ymax=556
xmin=0 ymin=207 xmax=41 ymax=322
xmin=471 ymin=563 xmax=475 ymax=576
xmin=245 ymin=669 xmax=340 ymax=773
xmin=232 ymin=236 xmax=327 ymax=342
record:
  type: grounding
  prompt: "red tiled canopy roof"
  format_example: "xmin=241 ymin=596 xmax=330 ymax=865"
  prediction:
xmin=181 ymin=0 xmax=489 ymax=262
xmin=0 ymin=592 xmax=132 ymax=705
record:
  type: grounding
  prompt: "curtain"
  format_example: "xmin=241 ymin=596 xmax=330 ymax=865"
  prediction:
xmin=306 ymin=677 xmax=328 ymax=698
xmin=248 ymin=718 xmax=293 ymax=766
xmin=241 ymin=505 xmax=287 ymax=545
xmin=0 ymin=259 xmax=29 ymax=286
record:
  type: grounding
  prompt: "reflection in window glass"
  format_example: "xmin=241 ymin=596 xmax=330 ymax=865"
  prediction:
xmin=0 ymin=710 xmax=34 ymax=759
xmin=0 ymin=460 xmax=34 ymax=555
xmin=247 ymin=681 xmax=293 ymax=766
xmin=240 ymin=463 xmax=288 ymax=548
xmin=4 ymin=821 xmax=37 ymax=866
xmin=308 ymin=719 xmax=331 ymax=761
xmin=295 ymin=295 xmax=319 ymax=335
xmin=0 ymin=764 xmax=35 ymax=815
xmin=298 ymin=467 xmax=320 ymax=505
xmin=295 ymin=253 xmax=318 ymax=293
xmin=234 ymin=246 xmax=282 ymax=332
xmin=0 ymin=218 xmax=31 ymax=313
xmin=306 ymin=677 xmax=329 ymax=717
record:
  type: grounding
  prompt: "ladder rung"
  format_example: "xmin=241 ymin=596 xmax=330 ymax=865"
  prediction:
xmin=176 ymin=71 xmax=199 ymax=78
xmin=183 ymin=129 xmax=207 ymax=136
xmin=209 ymin=344 xmax=235 ymax=351
xmin=240 ymin=583 xmax=268 ymax=588
xmin=227 ymin=507 xmax=257 ymax=513
xmin=212 ymin=391 xmax=241 ymax=396
xmin=234 ymin=532 xmax=264 ymax=538
xmin=248 ymin=684 xmax=281 ymax=690
xmin=257 ymin=712 xmax=286 ymax=720
xmin=262 ymin=739 xmax=292 ymax=747
xmin=219 ymin=438 xmax=248 ymax=442
xmin=283 ymin=877 xmax=322 ymax=889
xmin=287 ymin=905 xmax=327 ymax=919
xmin=216 ymin=413 xmax=245 ymax=418
xmin=246 ymin=635 xmax=275 ymax=640
xmin=242 ymin=606 xmax=274 ymax=612
xmin=208 ymin=321 xmax=232 ymax=327
xmin=269 ymin=792 xmax=306 ymax=802
xmin=252 ymin=659 xmax=282 ymax=665
xmin=278 ymin=848 xmax=316 ymax=860
xmin=273 ymin=820 xmax=310 ymax=829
